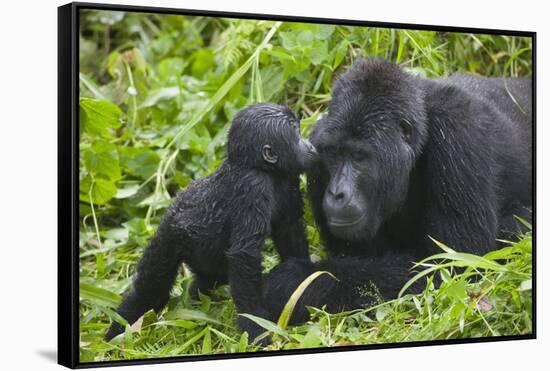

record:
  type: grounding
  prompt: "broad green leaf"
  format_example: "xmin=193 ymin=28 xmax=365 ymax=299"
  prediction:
xmin=191 ymin=49 xmax=214 ymax=77
xmin=311 ymin=40 xmax=329 ymax=65
xmin=124 ymin=149 xmax=161 ymax=179
xmin=104 ymin=227 xmax=128 ymax=241
xmin=80 ymin=176 xmax=118 ymax=205
xmin=80 ymin=98 xmax=123 ymax=137
xmin=280 ymin=32 xmax=297 ymax=50
xmin=83 ymin=141 xmax=121 ymax=181
xmin=297 ymin=31 xmax=314 ymax=47
xmin=140 ymin=87 xmax=180 ymax=108
xmin=316 ymin=24 xmax=335 ymax=39
xmin=300 ymin=326 xmax=322 ymax=348
xmin=114 ymin=184 xmax=140 ymax=199
xmin=158 ymin=57 xmax=185 ymax=82
xmin=446 ymin=279 xmax=468 ymax=300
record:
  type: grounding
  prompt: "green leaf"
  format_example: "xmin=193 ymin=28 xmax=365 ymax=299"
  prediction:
xmin=141 ymin=310 xmax=159 ymax=328
xmin=428 ymin=236 xmax=457 ymax=253
xmin=333 ymin=41 xmax=349 ymax=69
xmin=238 ymin=332 xmax=249 ymax=352
xmin=446 ymin=279 xmax=468 ymax=300
xmin=202 ymin=327 xmax=212 ymax=353
xmin=316 ymin=24 xmax=335 ymax=39
xmin=104 ymin=227 xmax=128 ymax=241
xmin=79 ymin=282 xmax=121 ymax=308
xmin=137 ymin=190 xmax=172 ymax=209
xmin=172 ymin=327 xmax=209 ymax=354
xmin=124 ymin=149 xmax=161 ymax=179
xmin=158 ymin=57 xmax=185 ymax=82
xmin=155 ymin=320 xmax=198 ymax=330
xmin=280 ymin=32 xmax=297 ymax=50
xmin=311 ymin=41 xmax=329 ymax=65
xmin=300 ymin=326 xmax=322 ymax=348
xmin=165 ymin=309 xmax=229 ymax=327
xmin=152 ymin=34 xmax=174 ymax=57
xmin=238 ymin=313 xmax=286 ymax=336
xmin=83 ymin=141 xmax=121 ymax=181
xmin=297 ymin=31 xmax=314 ymax=47
xmin=277 ymin=270 xmax=338 ymax=329
xmin=80 ymin=176 xmax=117 ymax=205
xmin=375 ymin=306 xmax=389 ymax=322
xmin=140 ymin=87 xmax=180 ymax=108
xmin=114 ymin=184 xmax=140 ymax=199
xmin=79 ymin=73 xmax=106 ymax=100
xmin=518 ymin=279 xmax=532 ymax=291
xmin=191 ymin=49 xmax=214 ymax=77
xmin=80 ymin=98 xmax=123 ymax=138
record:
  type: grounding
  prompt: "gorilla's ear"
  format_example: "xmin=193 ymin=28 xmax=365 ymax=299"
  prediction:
xmin=400 ymin=119 xmax=413 ymax=143
xmin=262 ymin=144 xmax=279 ymax=164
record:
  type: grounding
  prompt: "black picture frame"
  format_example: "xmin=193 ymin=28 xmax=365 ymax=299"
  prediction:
xmin=58 ymin=2 xmax=537 ymax=368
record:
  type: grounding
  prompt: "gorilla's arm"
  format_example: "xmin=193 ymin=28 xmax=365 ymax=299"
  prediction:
xmin=263 ymin=253 xmax=424 ymax=324
xmin=105 ymin=223 xmax=183 ymax=340
xmin=270 ymin=180 xmax=310 ymax=260
xmin=227 ymin=218 xmax=271 ymax=340
xmin=421 ymin=84 xmax=502 ymax=255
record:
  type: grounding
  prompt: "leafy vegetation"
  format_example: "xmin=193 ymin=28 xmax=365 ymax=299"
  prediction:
xmin=78 ymin=9 xmax=532 ymax=362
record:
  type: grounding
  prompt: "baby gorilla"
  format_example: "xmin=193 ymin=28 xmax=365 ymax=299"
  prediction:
xmin=105 ymin=103 xmax=318 ymax=343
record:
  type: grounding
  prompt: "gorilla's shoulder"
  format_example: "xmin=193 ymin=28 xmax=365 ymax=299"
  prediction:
xmin=423 ymin=80 xmax=475 ymax=118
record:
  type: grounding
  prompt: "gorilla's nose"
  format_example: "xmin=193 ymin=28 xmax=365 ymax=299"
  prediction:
xmin=325 ymin=176 xmax=352 ymax=208
xmin=323 ymin=175 xmax=364 ymax=227
xmin=326 ymin=186 xmax=349 ymax=206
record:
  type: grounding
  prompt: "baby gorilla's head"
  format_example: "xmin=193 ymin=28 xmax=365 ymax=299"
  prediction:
xmin=227 ymin=103 xmax=318 ymax=174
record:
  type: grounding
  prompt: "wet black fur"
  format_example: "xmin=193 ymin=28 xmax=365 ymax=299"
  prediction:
xmin=263 ymin=58 xmax=532 ymax=323
xmin=105 ymin=103 xmax=312 ymax=342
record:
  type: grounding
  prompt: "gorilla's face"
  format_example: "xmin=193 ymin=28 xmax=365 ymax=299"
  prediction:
xmin=310 ymin=59 xmax=427 ymax=242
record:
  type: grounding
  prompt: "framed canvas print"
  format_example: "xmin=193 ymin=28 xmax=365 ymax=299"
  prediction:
xmin=58 ymin=2 xmax=536 ymax=368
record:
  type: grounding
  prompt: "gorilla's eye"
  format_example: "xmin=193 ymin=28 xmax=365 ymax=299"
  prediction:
xmin=400 ymin=120 xmax=413 ymax=143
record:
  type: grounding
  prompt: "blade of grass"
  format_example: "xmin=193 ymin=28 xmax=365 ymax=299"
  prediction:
xmin=277 ymin=270 xmax=338 ymax=329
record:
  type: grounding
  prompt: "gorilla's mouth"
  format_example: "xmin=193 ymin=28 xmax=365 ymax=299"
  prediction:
xmin=327 ymin=213 xmax=365 ymax=228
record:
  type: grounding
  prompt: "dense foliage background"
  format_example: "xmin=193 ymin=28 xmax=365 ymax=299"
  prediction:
xmin=78 ymin=9 xmax=532 ymax=362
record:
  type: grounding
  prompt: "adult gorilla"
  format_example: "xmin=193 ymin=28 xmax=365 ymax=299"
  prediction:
xmin=263 ymin=58 xmax=532 ymax=323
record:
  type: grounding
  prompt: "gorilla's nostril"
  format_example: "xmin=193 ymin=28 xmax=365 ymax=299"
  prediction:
xmin=335 ymin=192 xmax=345 ymax=202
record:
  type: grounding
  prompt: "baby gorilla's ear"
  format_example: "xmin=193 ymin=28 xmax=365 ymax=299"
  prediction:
xmin=262 ymin=144 xmax=279 ymax=164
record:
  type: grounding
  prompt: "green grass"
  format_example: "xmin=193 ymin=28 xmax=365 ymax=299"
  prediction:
xmin=78 ymin=10 xmax=533 ymax=362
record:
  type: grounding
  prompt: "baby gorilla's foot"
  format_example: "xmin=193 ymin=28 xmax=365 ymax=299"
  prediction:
xmin=188 ymin=276 xmax=219 ymax=300
xmin=238 ymin=313 xmax=272 ymax=346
